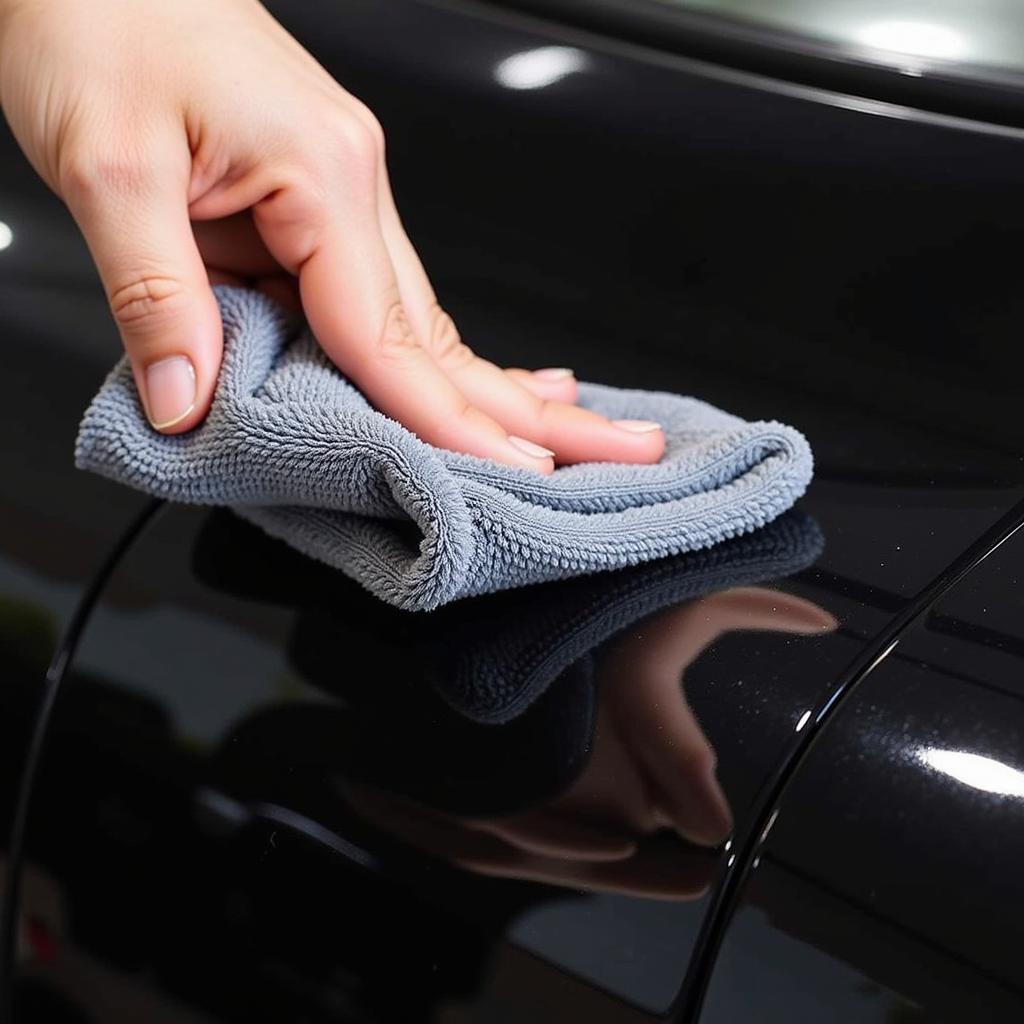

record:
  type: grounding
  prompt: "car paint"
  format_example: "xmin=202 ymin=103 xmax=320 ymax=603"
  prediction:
xmin=1 ymin=0 xmax=1022 ymax=1020
xmin=700 ymin=522 xmax=1024 ymax=1022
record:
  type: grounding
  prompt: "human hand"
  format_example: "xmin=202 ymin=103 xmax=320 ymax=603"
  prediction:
xmin=0 ymin=0 xmax=664 ymax=471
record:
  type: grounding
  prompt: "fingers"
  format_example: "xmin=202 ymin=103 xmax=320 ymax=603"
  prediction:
xmin=377 ymin=173 xmax=665 ymax=466
xmin=505 ymin=366 xmax=578 ymax=404
xmin=61 ymin=141 xmax=222 ymax=434
xmin=448 ymin=351 xmax=667 ymax=466
xmin=252 ymin=161 xmax=554 ymax=472
xmin=304 ymin=233 xmax=554 ymax=472
xmin=195 ymin=213 xmax=580 ymax=407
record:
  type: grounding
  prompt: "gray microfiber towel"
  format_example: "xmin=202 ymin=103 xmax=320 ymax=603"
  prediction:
xmin=76 ymin=286 xmax=814 ymax=611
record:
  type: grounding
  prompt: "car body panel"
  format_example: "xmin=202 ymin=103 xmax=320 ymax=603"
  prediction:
xmin=1 ymin=0 xmax=1022 ymax=1019
xmin=700 ymin=524 xmax=1024 ymax=1022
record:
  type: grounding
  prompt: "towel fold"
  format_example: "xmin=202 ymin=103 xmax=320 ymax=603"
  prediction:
xmin=76 ymin=287 xmax=814 ymax=610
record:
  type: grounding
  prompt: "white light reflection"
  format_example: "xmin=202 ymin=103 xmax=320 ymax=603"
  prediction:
xmin=919 ymin=748 xmax=1024 ymax=798
xmin=855 ymin=21 xmax=968 ymax=61
xmin=495 ymin=46 xmax=588 ymax=90
xmin=794 ymin=709 xmax=812 ymax=733
xmin=759 ymin=807 xmax=780 ymax=844
xmin=0 ymin=221 xmax=12 ymax=252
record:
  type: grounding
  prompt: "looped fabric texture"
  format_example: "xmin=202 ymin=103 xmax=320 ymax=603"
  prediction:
xmin=76 ymin=287 xmax=814 ymax=611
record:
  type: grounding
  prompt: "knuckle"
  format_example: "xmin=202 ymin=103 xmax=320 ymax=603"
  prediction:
xmin=59 ymin=145 xmax=151 ymax=205
xmin=108 ymin=276 xmax=187 ymax=329
xmin=376 ymin=302 xmax=420 ymax=361
xmin=333 ymin=115 xmax=380 ymax=173
xmin=352 ymin=103 xmax=386 ymax=153
xmin=426 ymin=305 xmax=473 ymax=369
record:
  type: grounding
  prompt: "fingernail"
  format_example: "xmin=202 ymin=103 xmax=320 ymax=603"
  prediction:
xmin=533 ymin=367 xmax=574 ymax=381
xmin=145 ymin=355 xmax=196 ymax=430
xmin=508 ymin=435 xmax=555 ymax=459
xmin=613 ymin=419 xmax=662 ymax=434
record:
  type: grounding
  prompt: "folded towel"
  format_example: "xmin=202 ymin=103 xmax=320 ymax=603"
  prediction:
xmin=76 ymin=287 xmax=814 ymax=611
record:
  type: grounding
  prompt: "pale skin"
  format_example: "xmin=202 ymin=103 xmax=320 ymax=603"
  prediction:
xmin=0 ymin=0 xmax=665 ymax=472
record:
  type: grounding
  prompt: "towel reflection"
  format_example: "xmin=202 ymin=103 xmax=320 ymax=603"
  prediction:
xmin=198 ymin=509 xmax=833 ymax=899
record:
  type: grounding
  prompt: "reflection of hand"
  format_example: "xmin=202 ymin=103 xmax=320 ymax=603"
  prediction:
xmin=561 ymin=587 xmax=837 ymax=847
xmin=341 ymin=783 xmax=717 ymax=901
xmin=340 ymin=587 xmax=836 ymax=898
xmin=0 ymin=0 xmax=663 ymax=470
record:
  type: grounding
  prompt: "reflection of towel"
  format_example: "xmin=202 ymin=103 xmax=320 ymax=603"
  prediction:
xmin=77 ymin=287 xmax=814 ymax=611
xmin=196 ymin=509 xmax=823 ymax=810
xmin=195 ymin=508 xmax=824 ymax=727
xmin=426 ymin=511 xmax=824 ymax=722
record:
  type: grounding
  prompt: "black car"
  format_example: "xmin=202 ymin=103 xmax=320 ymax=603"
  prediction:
xmin=2 ymin=1 xmax=1023 ymax=1021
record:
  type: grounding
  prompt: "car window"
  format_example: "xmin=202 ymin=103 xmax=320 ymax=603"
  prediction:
xmin=661 ymin=1 xmax=1024 ymax=72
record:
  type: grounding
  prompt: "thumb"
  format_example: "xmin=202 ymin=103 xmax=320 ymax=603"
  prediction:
xmin=64 ymin=151 xmax=222 ymax=433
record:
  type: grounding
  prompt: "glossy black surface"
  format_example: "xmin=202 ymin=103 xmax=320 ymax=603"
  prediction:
xmin=700 ymin=524 xmax=1024 ymax=1022
xmin=0 ymin=503 xmax=822 ymax=1019
xmin=1 ymin=0 xmax=1022 ymax=1020
xmin=491 ymin=0 xmax=1024 ymax=126
xmin=269 ymin=0 xmax=1024 ymax=477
